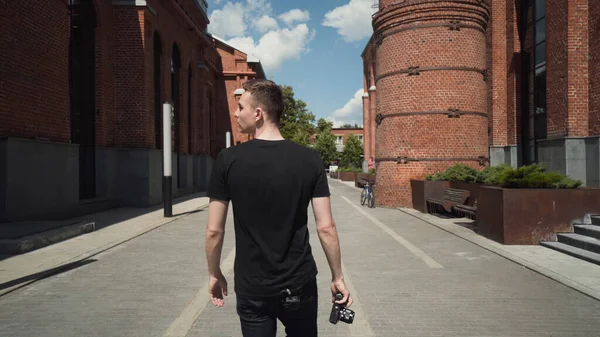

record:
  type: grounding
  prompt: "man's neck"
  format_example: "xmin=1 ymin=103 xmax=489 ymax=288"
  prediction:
xmin=253 ymin=123 xmax=285 ymax=141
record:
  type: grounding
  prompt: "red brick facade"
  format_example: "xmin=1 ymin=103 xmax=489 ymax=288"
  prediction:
xmin=0 ymin=0 xmax=232 ymax=220
xmin=213 ymin=36 xmax=266 ymax=145
xmin=0 ymin=0 xmax=71 ymax=143
xmin=1 ymin=0 xmax=230 ymax=155
xmin=591 ymin=1 xmax=600 ymax=136
xmin=364 ymin=0 xmax=600 ymax=208
xmin=367 ymin=0 xmax=490 ymax=208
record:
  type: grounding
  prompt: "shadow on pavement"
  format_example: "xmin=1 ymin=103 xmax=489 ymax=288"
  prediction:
xmin=0 ymin=193 xmax=208 ymax=260
xmin=0 ymin=258 xmax=97 ymax=293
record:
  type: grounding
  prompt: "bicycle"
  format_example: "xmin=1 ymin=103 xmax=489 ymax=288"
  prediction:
xmin=360 ymin=180 xmax=375 ymax=208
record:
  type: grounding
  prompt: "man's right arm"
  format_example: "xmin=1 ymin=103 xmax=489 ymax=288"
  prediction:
xmin=312 ymin=196 xmax=353 ymax=307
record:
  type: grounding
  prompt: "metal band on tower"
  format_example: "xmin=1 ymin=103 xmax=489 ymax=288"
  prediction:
xmin=371 ymin=0 xmax=491 ymax=207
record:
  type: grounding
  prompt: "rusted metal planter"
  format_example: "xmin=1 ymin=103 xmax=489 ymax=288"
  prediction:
xmin=339 ymin=172 xmax=358 ymax=182
xmin=477 ymin=186 xmax=600 ymax=245
xmin=448 ymin=181 xmax=496 ymax=205
xmin=410 ymin=180 xmax=450 ymax=213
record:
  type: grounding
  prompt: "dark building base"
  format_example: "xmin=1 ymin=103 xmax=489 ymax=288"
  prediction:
xmin=537 ymin=137 xmax=600 ymax=188
xmin=0 ymin=137 xmax=213 ymax=223
xmin=489 ymin=146 xmax=518 ymax=168
xmin=488 ymin=138 xmax=600 ymax=187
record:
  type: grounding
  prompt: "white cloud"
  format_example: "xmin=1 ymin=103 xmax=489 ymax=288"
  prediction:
xmin=322 ymin=0 xmax=375 ymax=42
xmin=208 ymin=2 xmax=246 ymax=38
xmin=208 ymin=1 xmax=315 ymax=73
xmin=254 ymin=15 xmax=279 ymax=33
xmin=327 ymin=88 xmax=364 ymax=127
xmin=246 ymin=0 xmax=272 ymax=16
xmin=226 ymin=24 xmax=316 ymax=72
xmin=279 ymin=9 xmax=310 ymax=27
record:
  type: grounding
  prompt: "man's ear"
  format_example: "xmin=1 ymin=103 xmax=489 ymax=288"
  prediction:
xmin=254 ymin=107 xmax=264 ymax=122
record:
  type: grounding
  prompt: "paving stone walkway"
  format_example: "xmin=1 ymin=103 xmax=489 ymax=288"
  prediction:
xmin=1 ymin=179 xmax=600 ymax=337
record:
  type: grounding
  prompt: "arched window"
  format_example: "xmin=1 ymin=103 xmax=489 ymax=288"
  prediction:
xmin=188 ymin=63 xmax=193 ymax=154
xmin=69 ymin=0 xmax=97 ymax=199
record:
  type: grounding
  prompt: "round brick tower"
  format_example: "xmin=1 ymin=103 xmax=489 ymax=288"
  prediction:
xmin=372 ymin=0 xmax=491 ymax=208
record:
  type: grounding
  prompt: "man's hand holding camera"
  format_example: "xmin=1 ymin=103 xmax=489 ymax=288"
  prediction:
xmin=329 ymin=278 xmax=355 ymax=325
xmin=331 ymin=278 xmax=352 ymax=307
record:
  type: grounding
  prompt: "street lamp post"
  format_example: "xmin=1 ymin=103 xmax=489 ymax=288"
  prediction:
xmin=163 ymin=102 xmax=173 ymax=217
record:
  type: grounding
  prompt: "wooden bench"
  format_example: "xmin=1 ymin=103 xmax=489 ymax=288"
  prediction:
xmin=426 ymin=188 xmax=470 ymax=215
xmin=453 ymin=198 xmax=477 ymax=220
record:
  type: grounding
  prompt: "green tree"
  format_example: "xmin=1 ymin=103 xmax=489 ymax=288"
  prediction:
xmin=340 ymin=123 xmax=361 ymax=129
xmin=279 ymin=85 xmax=315 ymax=145
xmin=313 ymin=118 xmax=337 ymax=166
xmin=341 ymin=134 xmax=363 ymax=168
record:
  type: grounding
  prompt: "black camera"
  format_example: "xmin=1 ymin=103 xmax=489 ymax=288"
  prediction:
xmin=329 ymin=293 xmax=355 ymax=324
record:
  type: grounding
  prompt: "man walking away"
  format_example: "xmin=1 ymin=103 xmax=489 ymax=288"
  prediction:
xmin=205 ymin=79 xmax=352 ymax=337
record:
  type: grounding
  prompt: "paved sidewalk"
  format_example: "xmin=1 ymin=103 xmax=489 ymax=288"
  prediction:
xmin=0 ymin=193 xmax=209 ymax=296
xmin=339 ymin=180 xmax=600 ymax=300
xmin=0 ymin=180 xmax=599 ymax=337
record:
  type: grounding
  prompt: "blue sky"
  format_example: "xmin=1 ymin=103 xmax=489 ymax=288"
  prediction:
xmin=206 ymin=0 xmax=377 ymax=127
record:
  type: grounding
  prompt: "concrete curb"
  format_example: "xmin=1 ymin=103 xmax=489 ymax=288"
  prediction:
xmin=0 ymin=221 xmax=96 ymax=255
xmin=0 ymin=203 xmax=209 ymax=297
xmin=398 ymin=207 xmax=600 ymax=302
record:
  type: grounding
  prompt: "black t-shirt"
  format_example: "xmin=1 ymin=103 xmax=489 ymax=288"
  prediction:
xmin=207 ymin=139 xmax=331 ymax=299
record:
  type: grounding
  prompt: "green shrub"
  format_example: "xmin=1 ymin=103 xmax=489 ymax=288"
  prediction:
xmin=425 ymin=164 xmax=479 ymax=182
xmin=498 ymin=163 xmax=582 ymax=189
xmin=475 ymin=164 xmax=512 ymax=184
xmin=424 ymin=163 xmax=582 ymax=189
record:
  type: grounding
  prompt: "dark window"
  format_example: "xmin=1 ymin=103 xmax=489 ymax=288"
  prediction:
xmin=535 ymin=0 xmax=545 ymax=20
xmin=533 ymin=0 xmax=547 ymax=142
xmin=69 ymin=0 xmax=97 ymax=200
xmin=188 ymin=64 xmax=193 ymax=154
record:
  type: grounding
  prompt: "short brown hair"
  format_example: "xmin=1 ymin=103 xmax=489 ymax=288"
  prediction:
xmin=242 ymin=79 xmax=284 ymax=124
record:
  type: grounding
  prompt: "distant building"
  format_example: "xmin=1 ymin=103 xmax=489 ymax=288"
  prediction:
xmin=310 ymin=127 xmax=364 ymax=153
xmin=211 ymin=35 xmax=266 ymax=146
xmin=0 ymin=0 xmax=230 ymax=222
xmin=331 ymin=128 xmax=364 ymax=152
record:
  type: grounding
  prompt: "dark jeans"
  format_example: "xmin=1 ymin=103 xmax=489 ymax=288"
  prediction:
xmin=236 ymin=278 xmax=318 ymax=337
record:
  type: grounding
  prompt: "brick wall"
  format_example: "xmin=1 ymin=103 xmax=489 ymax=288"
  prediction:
xmin=95 ymin=2 xmax=116 ymax=148
xmin=546 ymin=0 xmax=591 ymax=138
xmin=489 ymin=0 xmax=520 ymax=147
xmin=566 ymin=0 xmax=589 ymax=137
xmin=1 ymin=0 xmax=227 ymax=157
xmin=372 ymin=0 xmax=490 ymax=208
xmin=214 ymin=39 xmax=266 ymax=146
xmin=590 ymin=1 xmax=600 ymax=136
xmin=114 ymin=8 xmax=150 ymax=148
xmin=0 ymin=0 xmax=71 ymax=142
xmin=361 ymin=40 xmax=375 ymax=160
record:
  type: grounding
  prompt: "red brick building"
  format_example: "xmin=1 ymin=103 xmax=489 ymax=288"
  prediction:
xmin=0 ymin=0 xmax=231 ymax=222
xmin=363 ymin=0 xmax=600 ymax=208
xmin=212 ymin=35 xmax=266 ymax=145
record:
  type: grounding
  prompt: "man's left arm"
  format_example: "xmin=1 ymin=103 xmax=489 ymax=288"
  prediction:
xmin=205 ymin=198 xmax=229 ymax=306
xmin=205 ymin=151 xmax=230 ymax=306
xmin=206 ymin=199 xmax=228 ymax=276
